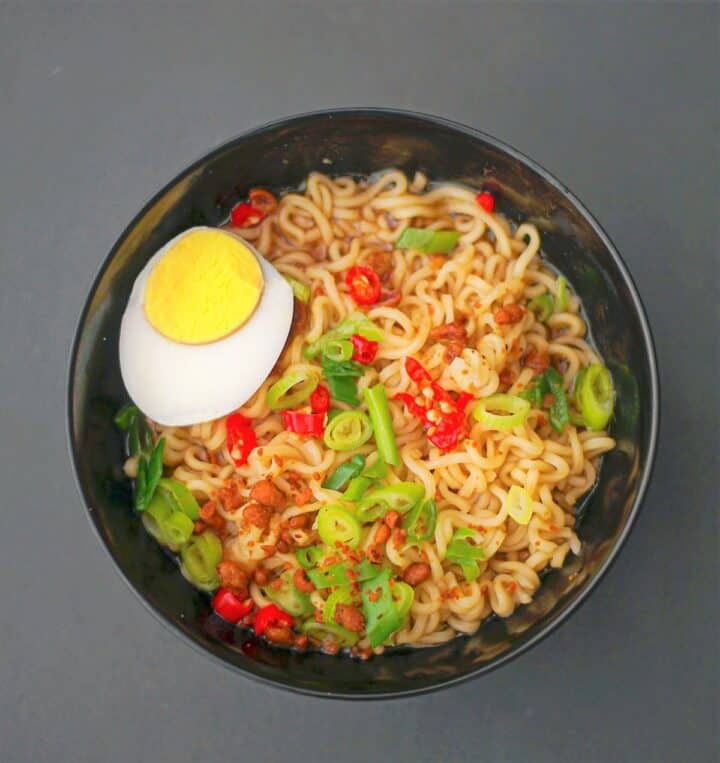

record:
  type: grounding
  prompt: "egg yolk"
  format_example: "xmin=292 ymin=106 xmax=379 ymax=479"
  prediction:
xmin=144 ymin=229 xmax=264 ymax=344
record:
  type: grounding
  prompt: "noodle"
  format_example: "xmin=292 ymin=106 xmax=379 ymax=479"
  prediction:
xmin=148 ymin=170 xmax=615 ymax=652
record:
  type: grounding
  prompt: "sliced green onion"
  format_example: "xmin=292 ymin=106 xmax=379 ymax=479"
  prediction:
xmin=180 ymin=530 xmax=222 ymax=591
xmin=263 ymin=572 xmax=314 ymax=616
xmin=142 ymin=492 xmax=194 ymax=552
xmin=323 ymin=586 xmax=355 ymax=624
xmin=141 ymin=492 xmax=172 ymax=543
xmin=396 ymin=227 xmax=460 ymax=254
xmin=519 ymin=369 xmax=569 ymax=432
xmin=404 ymin=499 xmax=437 ymax=543
xmin=343 ymin=455 xmax=388 ymax=500
xmin=156 ymin=478 xmax=200 ymax=520
xmin=528 ymin=294 xmax=554 ymax=322
xmin=322 ymin=339 xmax=354 ymax=363
xmin=575 ymin=363 xmax=614 ymax=430
xmin=505 ymin=485 xmax=533 ymax=525
xmin=323 ymin=454 xmax=366 ymax=491
xmin=361 ymin=567 xmax=403 ymax=648
xmin=473 ymin=394 xmax=530 ymax=430
xmin=363 ymin=384 xmax=400 ymax=467
xmin=284 ymin=275 xmax=311 ymax=304
xmin=134 ymin=458 xmax=147 ymax=512
xmin=317 ymin=504 xmax=362 ymax=549
xmin=321 ymin=358 xmax=364 ymax=377
xmin=325 ymin=374 xmax=360 ymax=407
xmin=355 ymin=482 xmax=425 ymax=523
xmin=144 ymin=437 xmax=165 ymax=503
xmin=555 ymin=275 xmax=568 ymax=312
xmin=343 ymin=475 xmax=373 ymax=502
xmin=307 ymin=562 xmax=350 ymax=589
xmin=323 ymin=410 xmax=373 ymax=451
xmin=304 ymin=311 xmax=383 ymax=359
xmin=114 ymin=403 xmax=140 ymax=430
xmin=363 ymin=457 xmax=388 ymax=480
xmin=301 ymin=620 xmax=359 ymax=647
xmin=545 ymin=367 xmax=569 ymax=432
xmin=267 ymin=369 xmax=319 ymax=410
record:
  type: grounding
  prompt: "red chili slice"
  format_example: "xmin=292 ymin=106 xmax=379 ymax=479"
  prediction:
xmin=230 ymin=202 xmax=264 ymax=227
xmin=226 ymin=413 xmax=257 ymax=466
xmin=310 ymin=385 xmax=330 ymax=414
xmin=476 ymin=192 xmax=495 ymax=213
xmin=212 ymin=588 xmax=254 ymax=623
xmin=253 ymin=604 xmax=295 ymax=636
xmin=396 ymin=358 xmax=473 ymax=452
xmin=281 ymin=410 xmax=325 ymax=436
xmin=345 ymin=266 xmax=381 ymax=305
xmin=349 ymin=334 xmax=379 ymax=364
xmin=405 ymin=357 xmax=431 ymax=384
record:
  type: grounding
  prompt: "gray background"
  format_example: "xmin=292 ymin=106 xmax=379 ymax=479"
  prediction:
xmin=1 ymin=2 xmax=717 ymax=761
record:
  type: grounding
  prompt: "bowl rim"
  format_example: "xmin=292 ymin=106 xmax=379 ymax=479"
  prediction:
xmin=66 ymin=107 xmax=660 ymax=699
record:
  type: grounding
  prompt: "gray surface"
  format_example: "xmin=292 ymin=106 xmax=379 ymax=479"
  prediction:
xmin=1 ymin=2 xmax=717 ymax=761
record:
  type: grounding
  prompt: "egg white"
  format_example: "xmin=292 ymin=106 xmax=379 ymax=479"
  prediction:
xmin=119 ymin=226 xmax=294 ymax=426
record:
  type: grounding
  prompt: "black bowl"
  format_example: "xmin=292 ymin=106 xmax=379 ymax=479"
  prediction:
xmin=68 ymin=109 xmax=659 ymax=698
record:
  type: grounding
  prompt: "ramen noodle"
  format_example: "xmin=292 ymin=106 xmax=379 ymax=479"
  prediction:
xmin=121 ymin=170 xmax=616 ymax=656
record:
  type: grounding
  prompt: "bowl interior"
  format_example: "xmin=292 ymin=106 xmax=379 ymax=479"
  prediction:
xmin=69 ymin=110 xmax=656 ymax=697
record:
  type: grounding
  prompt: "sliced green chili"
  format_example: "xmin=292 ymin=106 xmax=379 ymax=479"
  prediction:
xmin=574 ymin=363 xmax=614 ymax=430
xmin=355 ymin=482 xmax=425 ymax=523
xmin=392 ymin=581 xmax=415 ymax=620
xmin=446 ymin=528 xmax=486 ymax=582
xmin=323 ymin=410 xmax=373 ymax=451
xmin=300 ymin=620 xmax=359 ymax=647
xmin=363 ymin=384 xmax=400 ymax=467
xmin=473 ymin=394 xmax=530 ymax=430
xmin=284 ymin=275 xmax=311 ymax=304
xmin=307 ymin=562 xmax=350 ymax=589
xmin=263 ymin=572 xmax=314 ymax=616
xmin=396 ymin=227 xmax=460 ymax=254
xmin=353 ymin=558 xmax=382 ymax=582
xmin=528 ymin=293 xmax=554 ymax=322
xmin=267 ymin=369 xmax=319 ymax=410
xmin=317 ymin=504 xmax=362 ymax=549
xmin=404 ymin=499 xmax=437 ymax=543
xmin=361 ymin=568 xmax=403 ymax=648
xmin=295 ymin=545 xmax=325 ymax=570
xmin=323 ymin=586 xmax=356 ymax=624
xmin=323 ymin=455 xmax=366 ymax=491
xmin=180 ymin=530 xmax=222 ymax=592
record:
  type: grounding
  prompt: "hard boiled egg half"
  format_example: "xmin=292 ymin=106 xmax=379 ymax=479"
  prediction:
xmin=119 ymin=226 xmax=293 ymax=425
